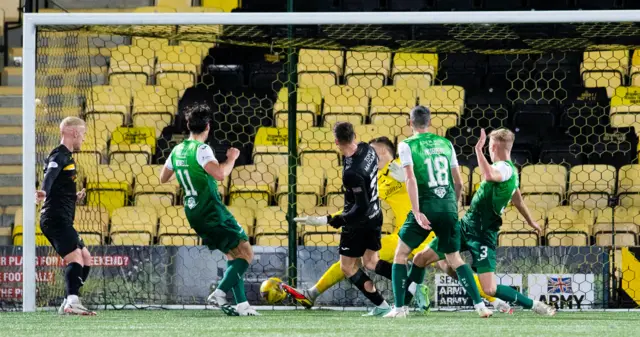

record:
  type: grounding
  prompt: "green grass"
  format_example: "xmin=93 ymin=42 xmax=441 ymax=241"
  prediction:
xmin=2 ymin=310 xmax=639 ymax=337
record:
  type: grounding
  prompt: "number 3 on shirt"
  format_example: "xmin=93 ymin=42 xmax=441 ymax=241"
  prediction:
xmin=176 ymin=169 xmax=198 ymax=197
xmin=425 ymin=156 xmax=449 ymax=188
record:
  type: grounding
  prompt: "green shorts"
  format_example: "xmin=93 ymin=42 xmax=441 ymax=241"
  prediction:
xmin=398 ymin=211 xmax=459 ymax=253
xmin=427 ymin=220 xmax=497 ymax=274
xmin=191 ymin=217 xmax=249 ymax=254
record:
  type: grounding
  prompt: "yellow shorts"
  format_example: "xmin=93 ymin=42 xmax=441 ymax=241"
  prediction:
xmin=378 ymin=231 xmax=436 ymax=262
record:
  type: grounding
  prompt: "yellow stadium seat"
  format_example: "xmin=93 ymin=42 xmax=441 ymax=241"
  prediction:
xmin=274 ymin=87 xmax=322 ymax=131
xmin=87 ymin=165 xmax=134 ymax=214
xmin=580 ymin=50 xmax=629 ymax=98
xmin=391 ymin=53 xmax=438 ymax=89
xmin=12 ymin=207 xmax=50 ymax=246
xmin=229 ymin=164 xmax=277 ymax=211
xmin=568 ymin=164 xmax=616 ymax=210
xmin=158 ymin=206 xmax=199 ymax=246
xmin=74 ymin=206 xmax=109 ymax=244
xmin=617 ymin=164 xmax=640 ymax=207
xmin=252 ymin=127 xmax=291 ymax=170
xmin=227 ymin=206 xmax=255 ymax=238
xmin=298 ymin=206 xmax=341 ymax=236
xmin=256 ymin=235 xmax=288 ymax=246
xmin=132 ymin=85 xmax=179 ymax=137
xmin=370 ymin=86 xmax=416 ymax=113
xmin=498 ymin=206 xmax=544 ymax=247
xmin=156 ymin=0 xmax=192 ymax=8
xmin=593 ymin=207 xmax=640 ymax=248
xmin=157 ymin=72 xmax=195 ymax=91
xmin=546 ymin=206 xmax=593 ymax=247
xmin=345 ymin=50 xmax=391 ymax=89
xmin=86 ymin=85 xmax=132 ymax=124
xmin=73 ymin=151 xmax=102 ymax=178
xmin=354 ymin=124 xmax=397 ymax=142
xmin=108 ymin=45 xmax=155 ymax=81
xmin=304 ymin=233 xmax=340 ymax=246
xmin=109 ymin=126 xmax=156 ymax=166
xmin=609 ymin=87 xmax=640 ymax=129
xmin=458 ymin=165 xmax=470 ymax=203
xmin=298 ymin=129 xmax=341 ymax=167
xmin=276 ymin=166 xmax=324 ymax=211
xmin=326 ymin=194 xmax=344 ymax=208
xmin=254 ymin=207 xmax=289 ymax=245
xmin=417 ymin=86 xmax=465 ymax=116
xmin=134 ymin=164 xmax=179 ymax=198
xmin=322 ymin=85 xmax=369 ymax=127
xmin=298 ymin=49 xmax=342 ymax=90
xmin=156 ymin=45 xmax=201 ymax=77
xmin=109 ymin=73 xmax=147 ymax=91
xmin=202 ymin=0 xmax=238 ymax=12
xmin=132 ymin=36 xmax=170 ymax=52
xmin=520 ymin=164 xmax=567 ymax=210
xmin=110 ymin=206 xmax=158 ymax=245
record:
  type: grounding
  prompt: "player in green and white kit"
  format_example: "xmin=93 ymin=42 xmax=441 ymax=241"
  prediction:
xmin=412 ymin=128 xmax=556 ymax=316
xmin=385 ymin=106 xmax=491 ymax=318
xmin=160 ymin=103 xmax=258 ymax=316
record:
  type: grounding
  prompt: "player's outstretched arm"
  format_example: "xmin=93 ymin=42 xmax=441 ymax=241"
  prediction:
xmin=451 ymin=166 xmax=463 ymax=205
xmin=36 ymin=155 xmax=63 ymax=203
xmin=397 ymin=142 xmax=430 ymax=229
xmin=475 ymin=129 xmax=503 ymax=182
xmin=512 ymin=188 xmax=541 ymax=233
xmin=204 ymin=147 xmax=240 ymax=181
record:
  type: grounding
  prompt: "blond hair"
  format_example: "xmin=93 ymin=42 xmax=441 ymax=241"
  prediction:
xmin=489 ymin=128 xmax=515 ymax=151
xmin=59 ymin=116 xmax=85 ymax=131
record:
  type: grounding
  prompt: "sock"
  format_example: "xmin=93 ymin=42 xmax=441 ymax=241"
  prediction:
xmin=407 ymin=282 xmax=417 ymax=295
xmin=474 ymin=274 xmax=497 ymax=303
xmin=374 ymin=260 xmax=392 ymax=280
xmin=227 ymin=261 xmax=247 ymax=304
xmin=403 ymin=263 xmax=425 ymax=304
xmin=218 ymin=258 xmax=249 ymax=293
xmin=314 ymin=262 xmax=345 ymax=294
xmin=392 ymin=263 xmax=408 ymax=307
xmin=65 ymin=263 xmax=84 ymax=297
xmin=495 ymin=285 xmax=534 ymax=309
xmin=307 ymin=287 xmax=320 ymax=300
xmin=81 ymin=266 xmax=91 ymax=285
xmin=455 ymin=265 xmax=483 ymax=305
xmin=348 ymin=269 xmax=385 ymax=306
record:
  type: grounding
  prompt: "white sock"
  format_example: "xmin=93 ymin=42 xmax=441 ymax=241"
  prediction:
xmin=408 ymin=282 xmax=417 ymax=295
xmin=66 ymin=295 xmax=79 ymax=304
xmin=213 ymin=289 xmax=226 ymax=297
xmin=308 ymin=287 xmax=320 ymax=300
xmin=378 ymin=300 xmax=390 ymax=309
xmin=490 ymin=299 xmax=500 ymax=307
xmin=474 ymin=302 xmax=487 ymax=310
xmin=236 ymin=301 xmax=249 ymax=310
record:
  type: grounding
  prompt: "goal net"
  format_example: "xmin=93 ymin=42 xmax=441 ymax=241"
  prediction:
xmin=8 ymin=11 xmax=640 ymax=311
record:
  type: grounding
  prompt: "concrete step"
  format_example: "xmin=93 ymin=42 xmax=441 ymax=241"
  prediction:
xmin=0 ymin=107 xmax=21 ymax=126
xmin=1 ymin=67 xmax=21 ymax=86
xmin=0 ymin=187 xmax=22 ymax=206
xmin=0 ymin=126 xmax=22 ymax=146
xmin=0 ymin=146 xmax=22 ymax=165
xmin=0 ymin=87 xmax=22 ymax=108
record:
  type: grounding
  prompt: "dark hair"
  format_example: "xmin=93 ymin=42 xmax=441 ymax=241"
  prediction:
xmin=333 ymin=122 xmax=356 ymax=144
xmin=410 ymin=105 xmax=431 ymax=129
xmin=184 ymin=103 xmax=212 ymax=134
xmin=369 ymin=136 xmax=395 ymax=157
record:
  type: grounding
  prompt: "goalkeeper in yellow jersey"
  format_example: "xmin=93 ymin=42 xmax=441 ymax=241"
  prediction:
xmin=284 ymin=136 xmax=511 ymax=313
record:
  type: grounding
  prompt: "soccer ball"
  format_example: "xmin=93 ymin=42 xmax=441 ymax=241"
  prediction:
xmin=260 ymin=277 xmax=287 ymax=304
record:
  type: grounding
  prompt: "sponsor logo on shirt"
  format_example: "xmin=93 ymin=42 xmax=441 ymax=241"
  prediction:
xmin=435 ymin=187 xmax=447 ymax=198
xmin=186 ymin=197 xmax=198 ymax=209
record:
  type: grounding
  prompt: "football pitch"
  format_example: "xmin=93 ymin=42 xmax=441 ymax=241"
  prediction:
xmin=3 ymin=310 xmax=640 ymax=337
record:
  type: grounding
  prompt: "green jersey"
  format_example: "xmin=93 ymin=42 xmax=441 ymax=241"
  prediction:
xmin=463 ymin=160 xmax=519 ymax=240
xmin=168 ymin=139 xmax=234 ymax=228
xmin=398 ymin=132 xmax=459 ymax=214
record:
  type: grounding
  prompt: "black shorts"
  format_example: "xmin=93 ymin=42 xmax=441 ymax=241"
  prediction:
xmin=339 ymin=223 xmax=382 ymax=258
xmin=40 ymin=220 xmax=85 ymax=258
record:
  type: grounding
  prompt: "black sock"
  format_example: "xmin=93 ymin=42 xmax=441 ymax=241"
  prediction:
xmin=374 ymin=260 xmax=392 ymax=280
xmin=349 ymin=269 xmax=385 ymax=306
xmin=81 ymin=266 xmax=91 ymax=284
xmin=65 ymin=263 xmax=83 ymax=296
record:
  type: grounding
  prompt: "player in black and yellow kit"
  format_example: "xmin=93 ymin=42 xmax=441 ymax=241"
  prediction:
xmin=35 ymin=116 xmax=95 ymax=316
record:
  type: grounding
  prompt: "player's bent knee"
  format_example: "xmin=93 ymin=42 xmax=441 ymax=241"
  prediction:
xmin=81 ymin=248 xmax=92 ymax=266
xmin=482 ymin=285 xmax=497 ymax=297
xmin=63 ymin=249 xmax=84 ymax=265
xmin=444 ymin=253 xmax=464 ymax=269
xmin=413 ymin=249 xmax=436 ymax=268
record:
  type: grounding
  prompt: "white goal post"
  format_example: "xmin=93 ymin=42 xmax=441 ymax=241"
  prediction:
xmin=21 ymin=9 xmax=640 ymax=312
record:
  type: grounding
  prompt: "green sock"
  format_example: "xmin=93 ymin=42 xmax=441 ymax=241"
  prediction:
xmin=218 ymin=258 xmax=249 ymax=294
xmin=455 ymin=265 xmax=483 ymax=305
xmin=392 ymin=263 xmax=408 ymax=307
xmin=495 ymin=285 xmax=534 ymax=309
xmin=226 ymin=261 xmax=248 ymax=304
xmin=404 ymin=264 xmax=426 ymax=303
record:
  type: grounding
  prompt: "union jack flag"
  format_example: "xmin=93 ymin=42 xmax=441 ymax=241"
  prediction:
xmin=547 ymin=276 xmax=573 ymax=294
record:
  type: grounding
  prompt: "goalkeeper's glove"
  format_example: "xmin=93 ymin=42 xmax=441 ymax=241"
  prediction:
xmin=388 ymin=161 xmax=406 ymax=182
xmin=293 ymin=214 xmax=345 ymax=229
